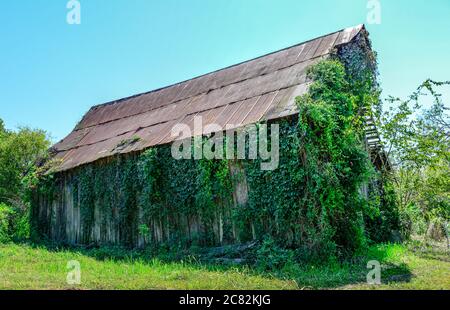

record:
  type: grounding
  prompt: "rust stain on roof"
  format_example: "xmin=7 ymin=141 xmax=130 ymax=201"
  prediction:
xmin=52 ymin=25 xmax=365 ymax=172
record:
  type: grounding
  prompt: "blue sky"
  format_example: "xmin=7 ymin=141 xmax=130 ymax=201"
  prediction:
xmin=1 ymin=0 xmax=449 ymax=142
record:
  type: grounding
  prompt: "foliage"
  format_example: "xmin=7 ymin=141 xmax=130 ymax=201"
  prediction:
xmin=375 ymin=80 xmax=449 ymax=168
xmin=0 ymin=202 xmax=30 ymax=242
xmin=0 ymin=119 xmax=50 ymax=242
xmin=239 ymin=59 xmax=392 ymax=261
xmin=0 ymin=122 xmax=50 ymax=203
xmin=374 ymin=80 xmax=450 ymax=238
xmin=32 ymin=59 xmax=398 ymax=262
xmin=32 ymin=145 xmax=234 ymax=246
xmin=0 ymin=203 xmax=13 ymax=242
xmin=255 ymin=236 xmax=294 ymax=272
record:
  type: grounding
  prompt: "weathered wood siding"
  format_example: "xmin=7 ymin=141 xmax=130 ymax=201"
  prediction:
xmin=32 ymin=161 xmax=250 ymax=248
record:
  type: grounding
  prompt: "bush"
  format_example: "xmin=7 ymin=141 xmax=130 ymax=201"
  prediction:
xmin=0 ymin=203 xmax=13 ymax=243
xmin=13 ymin=210 xmax=30 ymax=240
xmin=255 ymin=237 xmax=294 ymax=272
xmin=399 ymin=203 xmax=426 ymax=236
xmin=0 ymin=202 xmax=30 ymax=242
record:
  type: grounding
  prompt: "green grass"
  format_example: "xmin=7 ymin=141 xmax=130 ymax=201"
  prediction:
xmin=0 ymin=242 xmax=448 ymax=290
xmin=0 ymin=243 xmax=295 ymax=290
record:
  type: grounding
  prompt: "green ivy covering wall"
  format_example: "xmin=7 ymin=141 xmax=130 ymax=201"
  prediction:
xmin=32 ymin=50 xmax=399 ymax=261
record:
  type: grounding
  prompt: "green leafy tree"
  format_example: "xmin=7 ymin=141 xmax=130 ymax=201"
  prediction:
xmin=374 ymin=80 xmax=450 ymax=240
xmin=0 ymin=118 xmax=51 ymax=241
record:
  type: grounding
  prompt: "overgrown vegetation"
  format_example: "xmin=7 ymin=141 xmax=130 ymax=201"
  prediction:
xmin=0 ymin=120 xmax=50 ymax=242
xmin=33 ymin=146 xmax=234 ymax=247
xmin=373 ymin=80 xmax=450 ymax=243
xmin=240 ymin=59 xmax=390 ymax=263
xmin=31 ymin=58 xmax=398 ymax=266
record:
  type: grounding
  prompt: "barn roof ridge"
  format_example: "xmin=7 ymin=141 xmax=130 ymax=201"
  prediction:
xmin=88 ymin=24 xmax=364 ymax=111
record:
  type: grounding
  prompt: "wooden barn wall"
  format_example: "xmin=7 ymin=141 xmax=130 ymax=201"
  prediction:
xmin=32 ymin=160 xmax=249 ymax=247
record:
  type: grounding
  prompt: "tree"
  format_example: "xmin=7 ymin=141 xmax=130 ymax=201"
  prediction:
xmin=374 ymin=80 xmax=450 ymax=241
xmin=0 ymin=118 xmax=51 ymax=240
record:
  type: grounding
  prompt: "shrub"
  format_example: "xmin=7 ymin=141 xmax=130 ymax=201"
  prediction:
xmin=0 ymin=202 xmax=30 ymax=242
xmin=0 ymin=203 xmax=13 ymax=243
xmin=255 ymin=237 xmax=294 ymax=272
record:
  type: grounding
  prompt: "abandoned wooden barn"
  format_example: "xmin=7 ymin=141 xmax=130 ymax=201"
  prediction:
xmin=32 ymin=25 xmax=391 ymax=249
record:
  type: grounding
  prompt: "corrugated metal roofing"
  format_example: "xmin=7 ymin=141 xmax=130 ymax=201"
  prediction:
xmin=52 ymin=25 xmax=365 ymax=172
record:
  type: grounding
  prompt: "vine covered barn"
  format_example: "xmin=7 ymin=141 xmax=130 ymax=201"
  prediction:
xmin=32 ymin=25 xmax=391 ymax=250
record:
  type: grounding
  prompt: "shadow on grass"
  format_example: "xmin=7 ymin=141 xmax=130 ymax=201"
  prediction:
xmin=276 ymin=259 xmax=413 ymax=289
xmin=382 ymin=262 xmax=413 ymax=283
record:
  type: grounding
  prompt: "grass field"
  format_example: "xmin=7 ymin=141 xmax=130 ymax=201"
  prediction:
xmin=0 ymin=242 xmax=448 ymax=290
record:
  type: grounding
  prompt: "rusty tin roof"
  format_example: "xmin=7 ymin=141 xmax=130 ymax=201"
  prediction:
xmin=51 ymin=25 xmax=364 ymax=172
